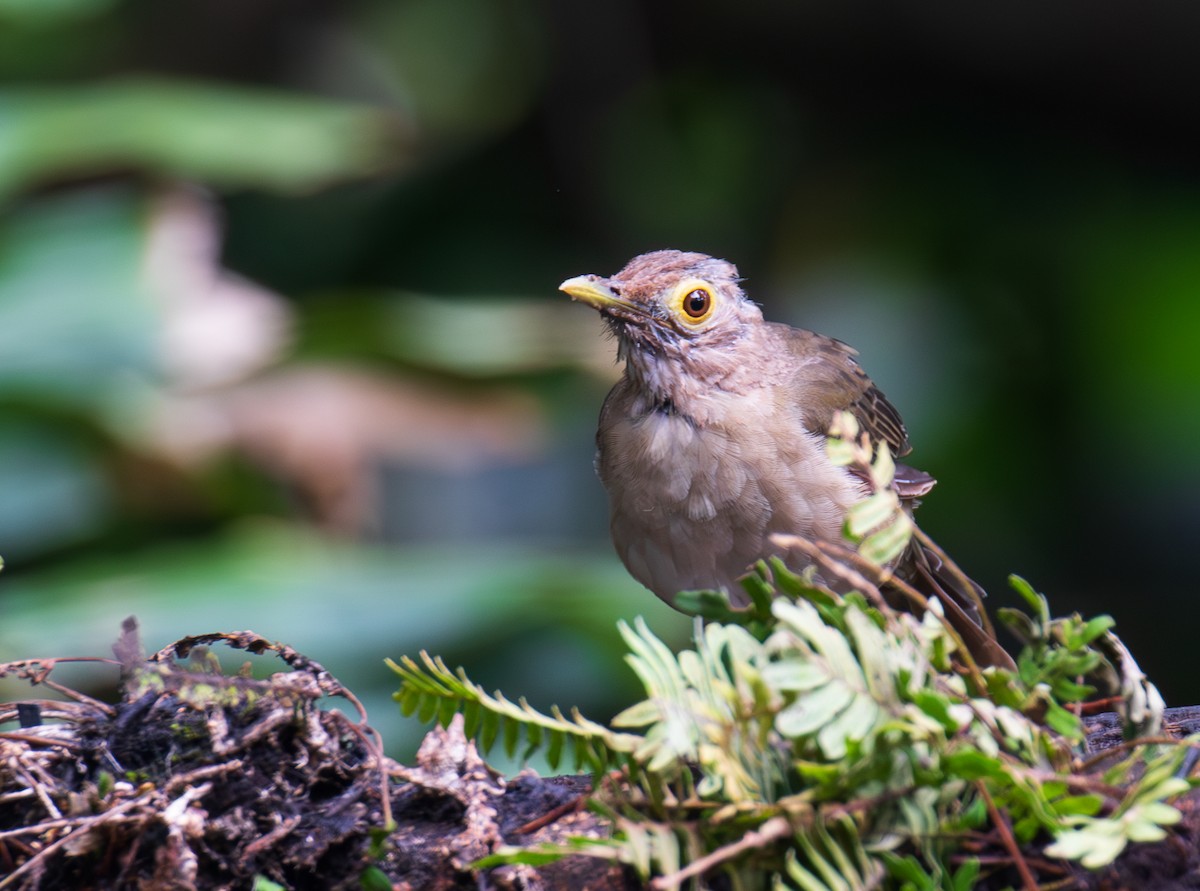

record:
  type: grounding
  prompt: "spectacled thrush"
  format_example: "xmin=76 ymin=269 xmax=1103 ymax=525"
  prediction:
xmin=561 ymin=249 xmax=1008 ymax=667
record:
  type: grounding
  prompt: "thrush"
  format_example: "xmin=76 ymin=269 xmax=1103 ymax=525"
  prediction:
xmin=561 ymin=249 xmax=1008 ymax=667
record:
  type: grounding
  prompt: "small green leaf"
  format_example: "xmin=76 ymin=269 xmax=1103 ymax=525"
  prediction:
xmin=770 ymin=558 xmax=838 ymax=608
xmin=943 ymin=749 xmax=1003 ymax=780
xmin=1008 ymin=575 xmax=1049 ymax=623
xmin=1051 ymin=678 xmax=1096 ymax=702
xmin=775 ymin=681 xmax=855 ymax=739
xmin=826 ymin=437 xmax=858 ymax=467
xmin=461 ymin=699 xmax=481 ymax=737
xmin=881 ymin=852 xmax=933 ymax=886
xmin=784 ymin=847 xmax=839 ymax=891
xmin=359 ymin=866 xmax=393 ymax=891
xmin=911 ymin=690 xmax=956 ymax=730
xmin=816 ymin=695 xmax=880 ymax=759
xmin=870 ymin=440 xmax=897 ymax=490
xmin=1124 ymin=819 xmax=1168 ymax=843
xmin=1054 ymin=794 xmax=1104 ymax=818
xmin=761 ymin=661 xmax=831 ymax=692
xmin=503 ymin=715 xmax=519 ymax=758
xmin=611 ymin=699 xmax=662 ymax=728
xmin=846 ymin=492 xmax=897 ymax=537
xmin=744 ymin=564 xmax=777 ymax=613
xmin=417 ymin=691 xmax=438 ymax=724
xmin=1135 ymin=800 xmax=1183 ymax=825
xmin=473 ymin=846 xmax=572 ymax=869
xmin=546 ymin=729 xmax=564 ymax=770
xmin=1045 ymin=821 xmax=1129 ymax=869
xmin=673 ymin=588 xmax=742 ymax=621
xmin=950 ymin=858 xmax=980 ymax=891
xmin=1080 ymin=615 xmax=1117 ymax=644
xmin=859 ymin=513 xmax=914 ymax=565
xmin=436 ymin=695 xmax=458 ymax=728
xmin=524 ymin=713 xmax=542 ymax=750
xmin=396 ymin=685 xmax=421 ymax=717
xmin=1043 ymin=700 xmax=1084 ymax=740
xmin=480 ymin=711 xmax=500 ymax=753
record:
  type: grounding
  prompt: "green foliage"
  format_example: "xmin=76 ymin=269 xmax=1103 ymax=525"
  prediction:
xmin=394 ymin=559 xmax=1188 ymax=888
xmin=998 ymin=574 xmax=1165 ymax=741
xmin=827 ymin=412 xmax=913 ymax=565
xmin=0 ymin=79 xmax=405 ymax=199
xmin=1043 ymin=743 xmax=1191 ymax=868
xmin=780 ymin=816 xmax=886 ymax=891
xmin=388 ymin=650 xmax=643 ymax=773
xmin=391 ymin=407 xmax=1187 ymax=886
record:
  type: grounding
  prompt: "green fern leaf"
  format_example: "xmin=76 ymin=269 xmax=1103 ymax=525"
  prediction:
xmin=386 ymin=652 xmax=642 ymax=770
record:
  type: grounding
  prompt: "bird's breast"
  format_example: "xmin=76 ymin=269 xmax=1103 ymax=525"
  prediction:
xmin=596 ymin=396 xmax=864 ymax=604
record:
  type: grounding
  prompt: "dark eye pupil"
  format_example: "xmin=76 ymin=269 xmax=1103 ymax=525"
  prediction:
xmin=684 ymin=289 xmax=710 ymax=318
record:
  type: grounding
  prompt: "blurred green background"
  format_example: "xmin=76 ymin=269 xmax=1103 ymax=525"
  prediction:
xmin=2 ymin=0 xmax=1199 ymax=759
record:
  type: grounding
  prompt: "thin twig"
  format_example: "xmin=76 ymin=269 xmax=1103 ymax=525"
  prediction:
xmin=769 ymin=534 xmax=889 ymax=612
xmin=1026 ymin=770 xmax=1126 ymax=802
xmin=239 ymin=815 xmax=302 ymax=862
xmin=976 ymin=780 xmax=1038 ymax=891
xmin=1080 ymin=696 xmax=1122 ymax=715
xmin=820 ymin=787 xmax=912 ymax=821
xmin=21 ymin=765 xmax=62 ymax=822
xmin=773 ymin=531 xmax=991 ymax=693
xmin=513 ymin=796 xmax=588 ymax=835
xmin=0 ymin=732 xmax=82 ymax=751
xmin=343 ymin=718 xmax=393 ymax=829
xmin=823 ymin=538 xmax=992 ymax=692
xmin=1076 ymin=735 xmax=1200 ymax=774
xmin=648 ymin=815 xmax=793 ymax=890
xmin=0 ymin=797 xmax=146 ymax=890
xmin=163 ymin=759 xmax=245 ymax=794
xmin=961 ymin=853 xmax=1073 ymax=877
xmin=0 ymin=815 xmax=86 ymax=841
xmin=0 ymin=657 xmax=120 ymax=714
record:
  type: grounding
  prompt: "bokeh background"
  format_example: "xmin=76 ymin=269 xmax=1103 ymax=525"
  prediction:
xmin=2 ymin=0 xmax=1199 ymax=759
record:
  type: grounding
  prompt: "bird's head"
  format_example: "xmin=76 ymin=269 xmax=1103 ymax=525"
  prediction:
xmin=559 ymin=251 xmax=763 ymax=364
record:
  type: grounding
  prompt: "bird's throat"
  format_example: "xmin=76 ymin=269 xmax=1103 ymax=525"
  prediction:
xmin=620 ymin=344 xmax=702 ymax=424
xmin=619 ymin=335 xmax=760 ymax=428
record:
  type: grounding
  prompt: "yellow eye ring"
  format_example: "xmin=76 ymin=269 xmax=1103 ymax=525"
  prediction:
xmin=672 ymin=280 xmax=716 ymax=325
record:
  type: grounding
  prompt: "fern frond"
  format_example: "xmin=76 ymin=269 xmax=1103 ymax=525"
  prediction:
xmin=387 ymin=651 xmax=642 ymax=772
xmin=473 ymin=809 xmax=695 ymax=881
xmin=778 ymin=817 xmax=884 ymax=891
xmin=615 ymin=617 xmax=788 ymax=801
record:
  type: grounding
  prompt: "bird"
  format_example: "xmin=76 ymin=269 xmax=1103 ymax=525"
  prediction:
xmin=560 ymin=249 xmax=1008 ymax=667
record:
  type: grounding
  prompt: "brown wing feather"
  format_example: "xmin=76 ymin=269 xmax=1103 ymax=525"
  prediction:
xmin=773 ymin=324 xmax=912 ymax=457
xmin=770 ymin=327 xmax=1010 ymax=665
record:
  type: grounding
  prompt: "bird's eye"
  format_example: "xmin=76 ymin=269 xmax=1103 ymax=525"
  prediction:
xmin=670 ymin=279 xmax=718 ymax=325
xmin=682 ymin=288 xmax=712 ymax=320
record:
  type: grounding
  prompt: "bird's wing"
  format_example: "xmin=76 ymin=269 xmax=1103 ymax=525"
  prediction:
xmin=773 ymin=324 xmax=912 ymax=457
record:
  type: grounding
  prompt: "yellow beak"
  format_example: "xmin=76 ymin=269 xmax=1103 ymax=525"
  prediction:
xmin=558 ymin=275 xmax=638 ymax=313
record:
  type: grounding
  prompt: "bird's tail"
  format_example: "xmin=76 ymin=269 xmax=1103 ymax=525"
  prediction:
xmin=891 ymin=537 xmax=1013 ymax=670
